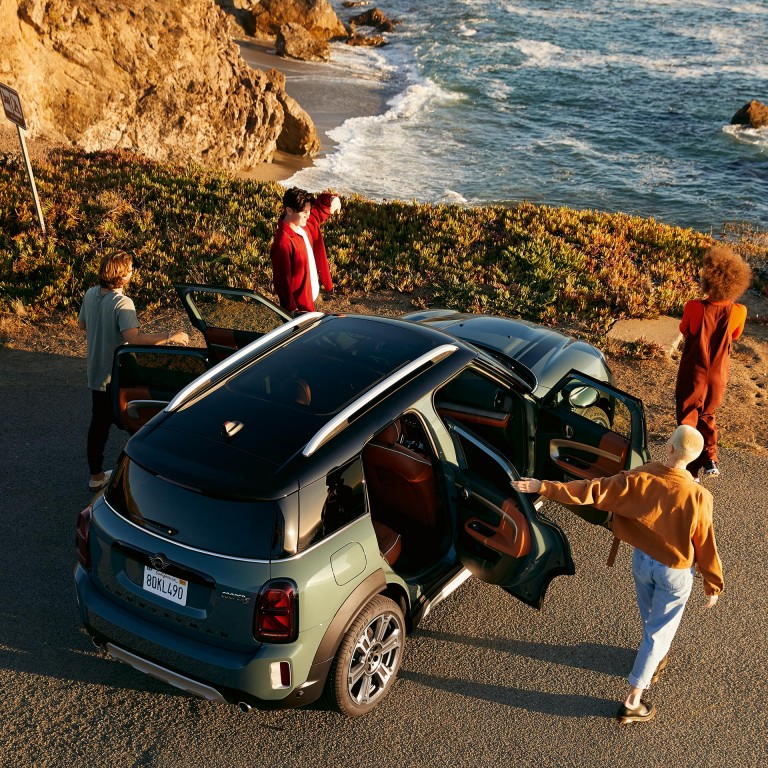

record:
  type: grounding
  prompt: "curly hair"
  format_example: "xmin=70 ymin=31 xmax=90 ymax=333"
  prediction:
xmin=98 ymin=251 xmax=133 ymax=290
xmin=701 ymin=245 xmax=752 ymax=302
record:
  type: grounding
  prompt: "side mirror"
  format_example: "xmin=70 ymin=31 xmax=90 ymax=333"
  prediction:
xmin=563 ymin=382 xmax=600 ymax=408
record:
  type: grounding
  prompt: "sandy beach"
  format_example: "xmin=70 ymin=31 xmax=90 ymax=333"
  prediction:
xmin=236 ymin=37 xmax=390 ymax=184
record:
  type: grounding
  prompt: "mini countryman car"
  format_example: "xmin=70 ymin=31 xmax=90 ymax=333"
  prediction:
xmin=74 ymin=285 xmax=650 ymax=716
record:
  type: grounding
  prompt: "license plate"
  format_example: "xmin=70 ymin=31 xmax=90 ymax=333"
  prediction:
xmin=142 ymin=566 xmax=188 ymax=606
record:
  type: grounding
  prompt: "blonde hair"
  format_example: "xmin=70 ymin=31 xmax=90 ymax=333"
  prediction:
xmin=701 ymin=245 xmax=752 ymax=302
xmin=670 ymin=425 xmax=704 ymax=464
xmin=98 ymin=252 xmax=133 ymax=290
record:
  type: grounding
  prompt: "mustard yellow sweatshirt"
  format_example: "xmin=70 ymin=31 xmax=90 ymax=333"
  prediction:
xmin=540 ymin=461 xmax=724 ymax=596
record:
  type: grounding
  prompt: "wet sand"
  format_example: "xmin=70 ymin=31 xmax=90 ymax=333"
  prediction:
xmin=236 ymin=37 xmax=390 ymax=183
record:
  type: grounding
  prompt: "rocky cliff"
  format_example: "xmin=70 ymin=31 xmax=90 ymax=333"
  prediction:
xmin=0 ymin=0 xmax=318 ymax=169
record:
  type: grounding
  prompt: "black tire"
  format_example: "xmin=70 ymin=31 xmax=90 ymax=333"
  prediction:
xmin=323 ymin=595 xmax=405 ymax=717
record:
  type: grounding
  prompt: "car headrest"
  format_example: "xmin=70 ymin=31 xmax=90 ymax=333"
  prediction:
xmin=374 ymin=420 xmax=401 ymax=445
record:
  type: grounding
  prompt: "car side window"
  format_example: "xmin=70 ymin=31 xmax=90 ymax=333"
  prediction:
xmin=297 ymin=457 xmax=367 ymax=550
xmin=453 ymin=428 xmax=511 ymax=490
xmin=551 ymin=374 xmax=632 ymax=440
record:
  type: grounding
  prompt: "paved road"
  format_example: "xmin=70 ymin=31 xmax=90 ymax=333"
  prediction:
xmin=1 ymin=347 xmax=766 ymax=768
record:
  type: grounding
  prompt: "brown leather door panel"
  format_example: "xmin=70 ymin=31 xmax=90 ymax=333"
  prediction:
xmin=463 ymin=497 xmax=532 ymax=558
xmin=549 ymin=431 xmax=629 ymax=479
xmin=118 ymin=386 xmax=164 ymax=433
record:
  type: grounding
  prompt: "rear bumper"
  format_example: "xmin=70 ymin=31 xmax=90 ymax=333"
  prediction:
xmin=74 ymin=565 xmax=329 ymax=709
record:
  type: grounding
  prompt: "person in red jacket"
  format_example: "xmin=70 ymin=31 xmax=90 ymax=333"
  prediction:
xmin=270 ymin=187 xmax=341 ymax=315
xmin=675 ymin=245 xmax=752 ymax=478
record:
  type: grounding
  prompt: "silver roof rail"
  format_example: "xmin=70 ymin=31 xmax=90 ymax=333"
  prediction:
xmin=167 ymin=312 xmax=324 ymax=413
xmin=302 ymin=343 xmax=459 ymax=457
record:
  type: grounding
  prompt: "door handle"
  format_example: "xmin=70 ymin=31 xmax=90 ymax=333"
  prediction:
xmin=456 ymin=485 xmax=471 ymax=500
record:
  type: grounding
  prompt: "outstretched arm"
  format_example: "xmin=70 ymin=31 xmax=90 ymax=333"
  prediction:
xmin=510 ymin=478 xmax=542 ymax=494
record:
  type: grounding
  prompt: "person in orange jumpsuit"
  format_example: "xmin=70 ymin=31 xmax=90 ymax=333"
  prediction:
xmin=675 ymin=245 xmax=752 ymax=478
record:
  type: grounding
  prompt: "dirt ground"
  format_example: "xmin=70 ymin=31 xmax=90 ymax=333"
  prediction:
xmin=2 ymin=287 xmax=766 ymax=455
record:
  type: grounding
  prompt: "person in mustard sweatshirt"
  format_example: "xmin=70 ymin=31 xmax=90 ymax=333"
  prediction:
xmin=511 ymin=424 xmax=723 ymax=725
xmin=675 ymin=245 xmax=752 ymax=479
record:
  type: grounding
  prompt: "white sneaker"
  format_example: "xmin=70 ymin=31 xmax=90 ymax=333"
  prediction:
xmin=89 ymin=470 xmax=113 ymax=489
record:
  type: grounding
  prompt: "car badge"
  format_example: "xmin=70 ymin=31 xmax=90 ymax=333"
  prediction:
xmin=221 ymin=592 xmax=251 ymax=605
xmin=222 ymin=420 xmax=244 ymax=439
xmin=149 ymin=554 xmax=170 ymax=571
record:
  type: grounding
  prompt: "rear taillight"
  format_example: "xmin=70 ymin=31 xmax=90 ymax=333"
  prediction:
xmin=75 ymin=505 xmax=93 ymax=571
xmin=254 ymin=580 xmax=298 ymax=643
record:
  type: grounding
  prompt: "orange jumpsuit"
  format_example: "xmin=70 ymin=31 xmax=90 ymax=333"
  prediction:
xmin=675 ymin=299 xmax=746 ymax=474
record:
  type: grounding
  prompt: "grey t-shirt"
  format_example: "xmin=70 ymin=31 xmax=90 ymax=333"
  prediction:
xmin=79 ymin=286 xmax=138 ymax=391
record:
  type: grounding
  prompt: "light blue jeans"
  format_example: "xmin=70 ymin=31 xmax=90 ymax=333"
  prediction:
xmin=628 ymin=548 xmax=695 ymax=689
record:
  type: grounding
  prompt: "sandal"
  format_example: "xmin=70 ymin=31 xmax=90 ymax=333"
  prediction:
xmin=616 ymin=699 xmax=656 ymax=724
xmin=651 ymin=653 xmax=669 ymax=684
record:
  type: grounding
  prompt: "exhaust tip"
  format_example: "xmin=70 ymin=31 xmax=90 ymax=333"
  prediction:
xmin=91 ymin=636 xmax=105 ymax=650
xmin=238 ymin=701 xmax=253 ymax=714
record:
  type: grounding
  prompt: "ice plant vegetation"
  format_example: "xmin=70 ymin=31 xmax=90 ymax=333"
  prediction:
xmin=0 ymin=148 xmax=764 ymax=348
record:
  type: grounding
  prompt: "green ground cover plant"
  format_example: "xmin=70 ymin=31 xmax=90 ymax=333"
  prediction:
xmin=1 ymin=148 xmax=765 ymax=346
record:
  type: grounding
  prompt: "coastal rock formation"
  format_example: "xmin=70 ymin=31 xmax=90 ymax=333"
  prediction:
xmin=276 ymin=22 xmax=332 ymax=62
xmin=251 ymin=0 xmax=346 ymax=41
xmin=731 ymin=100 xmax=768 ymax=129
xmin=1 ymin=0 xmax=319 ymax=169
xmin=268 ymin=69 xmax=321 ymax=155
xmin=348 ymin=8 xmax=399 ymax=32
xmin=346 ymin=31 xmax=387 ymax=47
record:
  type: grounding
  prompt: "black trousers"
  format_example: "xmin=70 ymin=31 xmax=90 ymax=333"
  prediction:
xmin=87 ymin=389 xmax=113 ymax=475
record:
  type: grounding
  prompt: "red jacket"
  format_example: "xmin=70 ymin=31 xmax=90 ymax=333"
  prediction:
xmin=270 ymin=193 xmax=335 ymax=313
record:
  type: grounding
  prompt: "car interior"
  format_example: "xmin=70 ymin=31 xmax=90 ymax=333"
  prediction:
xmin=363 ymin=414 xmax=451 ymax=574
xmin=434 ymin=367 xmax=525 ymax=466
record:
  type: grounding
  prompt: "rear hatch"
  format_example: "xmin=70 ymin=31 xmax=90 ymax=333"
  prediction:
xmin=90 ymin=456 xmax=293 ymax=651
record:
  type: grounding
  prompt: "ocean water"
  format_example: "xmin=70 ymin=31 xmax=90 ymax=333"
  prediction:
xmin=284 ymin=0 xmax=768 ymax=233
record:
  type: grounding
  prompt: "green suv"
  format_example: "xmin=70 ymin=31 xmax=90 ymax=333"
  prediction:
xmin=74 ymin=286 xmax=649 ymax=716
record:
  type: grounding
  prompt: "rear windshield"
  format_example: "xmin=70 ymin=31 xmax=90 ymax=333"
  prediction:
xmin=106 ymin=458 xmax=285 ymax=559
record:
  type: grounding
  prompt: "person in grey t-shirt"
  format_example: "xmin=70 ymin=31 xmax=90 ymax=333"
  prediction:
xmin=78 ymin=252 xmax=189 ymax=489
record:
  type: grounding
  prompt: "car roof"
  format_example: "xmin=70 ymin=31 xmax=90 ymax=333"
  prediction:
xmin=125 ymin=314 xmax=476 ymax=499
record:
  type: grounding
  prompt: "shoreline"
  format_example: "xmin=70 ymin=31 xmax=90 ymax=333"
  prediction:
xmin=235 ymin=37 xmax=391 ymax=184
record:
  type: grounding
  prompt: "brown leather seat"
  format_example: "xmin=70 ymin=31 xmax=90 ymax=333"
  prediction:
xmin=372 ymin=521 xmax=402 ymax=566
xmin=363 ymin=420 xmax=439 ymax=529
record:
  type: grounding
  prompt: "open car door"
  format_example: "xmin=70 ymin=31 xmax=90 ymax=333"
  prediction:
xmin=535 ymin=371 xmax=649 ymax=479
xmin=533 ymin=371 xmax=650 ymax=524
xmin=175 ymin=284 xmax=291 ymax=362
xmin=447 ymin=419 xmax=574 ymax=610
xmin=109 ymin=346 xmax=211 ymax=434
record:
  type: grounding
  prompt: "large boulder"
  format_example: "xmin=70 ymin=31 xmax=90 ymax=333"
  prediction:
xmin=251 ymin=0 xmax=346 ymax=41
xmin=731 ymin=100 xmax=768 ymax=129
xmin=276 ymin=22 xmax=331 ymax=62
xmin=0 ymin=0 xmax=319 ymax=169
xmin=267 ymin=68 xmax=320 ymax=155
xmin=348 ymin=7 xmax=399 ymax=32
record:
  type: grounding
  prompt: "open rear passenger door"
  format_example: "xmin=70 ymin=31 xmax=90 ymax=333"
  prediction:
xmin=109 ymin=346 xmax=211 ymax=434
xmin=447 ymin=420 xmax=574 ymax=610
xmin=175 ymin=284 xmax=291 ymax=362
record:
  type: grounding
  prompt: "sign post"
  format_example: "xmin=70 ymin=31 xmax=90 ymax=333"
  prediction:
xmin=0 ymin=82 xmax=46 ymax=234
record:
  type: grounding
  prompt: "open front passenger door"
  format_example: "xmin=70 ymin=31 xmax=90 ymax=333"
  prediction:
xmin=533 ymin=371 xmax=650 ymax=526
xmin=447 ymin=420 xmax=574 ymax=610
xmin=535 ymin=371 xmax=649 ymax=482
